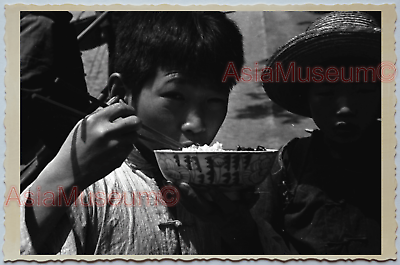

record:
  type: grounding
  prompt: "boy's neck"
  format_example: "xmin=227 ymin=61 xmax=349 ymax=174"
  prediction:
xmin=324 ymin=137 xmax=355 ymax=160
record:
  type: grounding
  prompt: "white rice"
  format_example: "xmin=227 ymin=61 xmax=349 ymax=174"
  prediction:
xmin=182 ymin=142 xmax=224 ymax=152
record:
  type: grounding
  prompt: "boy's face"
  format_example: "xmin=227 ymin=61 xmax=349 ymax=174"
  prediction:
xmin=127 ymin=68 xmax=229 ymax=150
xmin=308 ymin=82 xmax=380 ymax=144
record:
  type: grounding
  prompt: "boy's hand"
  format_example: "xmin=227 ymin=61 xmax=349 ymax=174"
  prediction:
xmin=54 ymin=101 xmax=141 ymax=189
xmin=176 ymin=182 xmax=258 ymax=224
xmin=175 ymin=182 xmax=262 ymax=253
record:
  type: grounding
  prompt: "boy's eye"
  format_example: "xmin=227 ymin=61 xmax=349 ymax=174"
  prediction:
xmin=164 ymin=92 xmax=184 ymax=100
xmin=309 ymin=85 xmax=335 ymax=98
xmin=316 ymin=90 xmax=334 ymax=97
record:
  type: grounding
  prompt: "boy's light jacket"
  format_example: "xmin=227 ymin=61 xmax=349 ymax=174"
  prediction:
xmin=20 ymin=149 xmax=224 ymax=255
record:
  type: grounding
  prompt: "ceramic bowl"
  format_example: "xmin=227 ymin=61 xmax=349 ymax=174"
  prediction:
xmin=154 ymin=149 xmax=278 ymax=190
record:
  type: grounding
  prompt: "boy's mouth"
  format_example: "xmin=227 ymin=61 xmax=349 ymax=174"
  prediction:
xmin=333 ymin=122 xmax=360 ymax=138
xmin=181 ymin=140 xmax=196 ymax=147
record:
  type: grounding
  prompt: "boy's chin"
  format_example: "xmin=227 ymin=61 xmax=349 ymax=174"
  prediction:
xmin=326 ymin=132 xmax=362 ymax=145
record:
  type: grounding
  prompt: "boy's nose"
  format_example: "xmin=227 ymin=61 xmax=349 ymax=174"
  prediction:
xmin=181 ymin=109 xmax=206 ymax=134
xmin=336 ymin=97 xmax=356 ymax=117
xmin=337 ymin=106 xmax=353 ymax=116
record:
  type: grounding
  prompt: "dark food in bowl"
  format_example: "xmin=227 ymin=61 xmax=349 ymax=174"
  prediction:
xmin=236 ymin=145 xmax=268 ymax=151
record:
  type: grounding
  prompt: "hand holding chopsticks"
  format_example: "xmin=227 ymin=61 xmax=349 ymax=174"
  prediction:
xmin=32 ymin=93 xmax=184 ymax=150
xmin=44 ymin=97 xmax=140 ymax=188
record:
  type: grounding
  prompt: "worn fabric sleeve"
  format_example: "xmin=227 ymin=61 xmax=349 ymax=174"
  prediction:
xmin=251 ymin=143 xmax=298 ymax=254
xmin=20 ymin=185 xmax=91 ymax=255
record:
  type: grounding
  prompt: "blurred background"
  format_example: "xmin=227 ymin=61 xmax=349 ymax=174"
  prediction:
xmin=72 ymin=11 xmax=344 ymax=150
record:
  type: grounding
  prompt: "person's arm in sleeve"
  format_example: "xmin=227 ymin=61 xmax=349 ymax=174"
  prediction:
xmin=250 ymin=147 xmax=298 ymax=254
xmin=20 ymin=13 xmax=58 ymax=94
xmin=21 ymin=102 xmax=141 ymax=253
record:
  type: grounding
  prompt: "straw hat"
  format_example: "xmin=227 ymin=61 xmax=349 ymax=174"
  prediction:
xmin=263 ymin=11 xmax=381 ymax=117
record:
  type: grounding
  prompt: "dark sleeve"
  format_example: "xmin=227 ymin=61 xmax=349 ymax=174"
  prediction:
xmin=20 ymin=13 xmax=57 ymax=96
xmin=250 ymin=143 xmax=298 ymax=254
xmin=20 ymin=12 xmax=90 ymax=153
xmin=20 ymin=12 xmax=88 ymax=106
xmin=20 ymin=14 xmax=59 ymax=153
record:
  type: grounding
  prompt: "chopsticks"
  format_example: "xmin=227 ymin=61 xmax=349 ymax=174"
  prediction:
xmin=32 ymin=93 xmax=87 ymax=118
xmin=88 ymin=95 xmax=184 ymax=149
xmin=32 ymin=93 xmax=184 ymax=149
xmin=135 ymin=132 xmax=183 ymax=149
xmin=139 ymin=124 xmax=183 ymax=149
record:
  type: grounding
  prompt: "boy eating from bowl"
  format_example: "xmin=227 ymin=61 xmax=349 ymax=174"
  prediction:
xmin=253 ymin=11 xmax=382 ymax=254
xmin=20 ymin=12 xmax=264 ymax=255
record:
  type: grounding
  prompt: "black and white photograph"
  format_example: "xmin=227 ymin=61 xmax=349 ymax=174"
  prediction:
xmin=3 ymin=5 xmax=396 ymax=260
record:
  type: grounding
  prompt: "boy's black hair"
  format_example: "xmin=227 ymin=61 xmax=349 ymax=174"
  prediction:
xmin=111 ymin=11 xmax=244 ymax=95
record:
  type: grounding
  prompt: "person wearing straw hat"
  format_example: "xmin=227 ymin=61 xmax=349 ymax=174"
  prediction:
xmin=252 ymin=11 xmax=381 ymax=254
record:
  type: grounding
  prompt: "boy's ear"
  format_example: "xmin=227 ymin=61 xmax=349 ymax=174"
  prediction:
xmin=108 ymin=73 xmax=127 ymax=100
